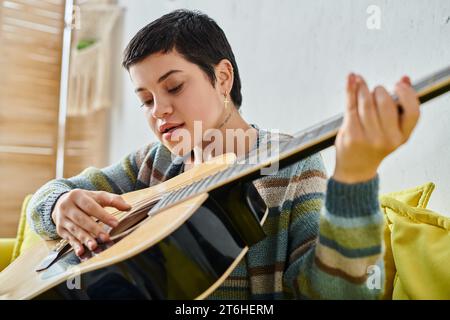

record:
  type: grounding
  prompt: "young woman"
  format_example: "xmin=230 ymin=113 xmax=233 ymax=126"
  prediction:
xmin=27 ymin=9 xmax=420 ymax=299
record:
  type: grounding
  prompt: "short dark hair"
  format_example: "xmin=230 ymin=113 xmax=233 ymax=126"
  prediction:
xmin=122 ymin=9 xmax=242 ymax=108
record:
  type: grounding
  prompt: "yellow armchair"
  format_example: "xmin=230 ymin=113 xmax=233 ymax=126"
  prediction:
xmin=0 ymin=195 xmax=41 ymax=272
xmin=0 ymin=238 xmax=15 ymax=271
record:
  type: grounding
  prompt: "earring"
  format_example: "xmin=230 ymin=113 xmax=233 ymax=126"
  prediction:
xmin=224 ymin=92 xmax=230 ymax=109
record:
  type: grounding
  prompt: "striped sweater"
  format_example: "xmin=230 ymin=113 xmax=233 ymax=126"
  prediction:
xmin=27 ymin=127 xmax=385 ymax=299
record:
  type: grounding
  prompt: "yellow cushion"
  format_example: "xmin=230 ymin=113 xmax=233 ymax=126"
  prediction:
xmin=379 ymin=182 xmax=435 ymax=299
xmin=381 ymin=185 xmax=450 ymax=299
xmin=381 ymin=182 xmax=435 ymax=209
xmin=11 ymin=194 xmax=42 ymax=262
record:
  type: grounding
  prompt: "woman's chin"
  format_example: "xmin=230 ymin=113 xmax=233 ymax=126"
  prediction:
xmin=163 ymin=141 xmax=193 ymax=158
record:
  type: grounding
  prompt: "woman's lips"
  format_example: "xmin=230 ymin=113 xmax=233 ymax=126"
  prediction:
xmin=162 ymin=124 xmax=185 ymax=140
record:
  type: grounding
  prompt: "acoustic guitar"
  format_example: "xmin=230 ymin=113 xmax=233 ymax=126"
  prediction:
xmin=1 ymin=66 xmax=449 ymax=300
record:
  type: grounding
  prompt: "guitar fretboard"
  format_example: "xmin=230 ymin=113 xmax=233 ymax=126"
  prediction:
xmin=148 ymin=65 xmax=450 ymax=216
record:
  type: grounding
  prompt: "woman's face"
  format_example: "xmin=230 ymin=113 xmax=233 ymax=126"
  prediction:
xmin=129 ymin=50 xmax=227 ymax=156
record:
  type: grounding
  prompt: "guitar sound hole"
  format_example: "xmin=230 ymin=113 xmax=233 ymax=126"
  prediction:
xmin=108 ymin=202 xmax=156 ymax=239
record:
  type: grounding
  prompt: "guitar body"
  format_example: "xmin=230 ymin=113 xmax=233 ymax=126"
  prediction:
xmin=0 ymin=154 xmax=267 ymax=300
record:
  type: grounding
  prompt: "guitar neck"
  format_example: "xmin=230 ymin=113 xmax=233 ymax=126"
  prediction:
xmin=149 ymin=65 xmax=450 ymax=216
xmin=412 ymin=65 xmax=450 ymax=104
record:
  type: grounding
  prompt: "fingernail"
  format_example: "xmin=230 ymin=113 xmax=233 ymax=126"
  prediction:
xmin=87 ymin=240 xmax=96 ymax=250
xmin=109 ymin=219 xmax=119 ymax=227
xmin=99 ymin=232 xmax=109 ymax=242
xmin=348 ymin=73 xmax=355 ymax=85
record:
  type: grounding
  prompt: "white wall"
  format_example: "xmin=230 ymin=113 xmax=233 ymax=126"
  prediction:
xmin=109 ymin=0 xmax=450 ymax=215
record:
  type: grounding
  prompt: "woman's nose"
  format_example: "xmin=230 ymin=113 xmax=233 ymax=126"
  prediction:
xmin=151 ymin=98 xmax=173 ymax=119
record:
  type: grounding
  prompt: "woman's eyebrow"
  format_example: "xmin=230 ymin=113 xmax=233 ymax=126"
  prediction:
xmin=134 ymin=69 xmax=183 ymax=93
xmin=157 ymin=69 xmax=182 ymax=83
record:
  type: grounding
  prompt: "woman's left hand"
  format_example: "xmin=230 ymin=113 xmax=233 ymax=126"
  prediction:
xmin=333 ymin=73 xmax=420 ymax=184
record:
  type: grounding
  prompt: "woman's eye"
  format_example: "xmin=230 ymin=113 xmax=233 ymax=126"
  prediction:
xmin=168 ymin=83 xmax=183 ymax=93
xmin=140 ymin=100 xmax=154 ymax=108
xmin=139 ymin=83 xmax=183 ymax=108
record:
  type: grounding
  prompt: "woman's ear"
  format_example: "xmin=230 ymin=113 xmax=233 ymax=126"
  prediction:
xmin=215 ymin=59 xmax=234 ymax=93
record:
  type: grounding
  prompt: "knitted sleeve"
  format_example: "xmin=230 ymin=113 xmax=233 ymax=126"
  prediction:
xmin=283 ymin=154 xmax=385 ymax=299
xmin=26 ymin=143 xmax=156 ymax=240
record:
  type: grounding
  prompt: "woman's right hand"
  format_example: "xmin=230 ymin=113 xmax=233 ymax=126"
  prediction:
xmin=51 ymin=189 xmax=132 ymax=256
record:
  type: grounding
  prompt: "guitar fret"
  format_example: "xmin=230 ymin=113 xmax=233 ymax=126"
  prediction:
xmin=249 ymin=145 xmax=267 ymax=163
xmin=299 ymin=128 xmax=317 ymax=145
xmin=244 ymin=144 xmax=274 ymax=167
xmin=158 ymin=193 xmax=173 ymax=207
xmin=177 ymin=187 xmax=190 ymax=198
xmin=235 ymin=163 xmax=255 ymax=176
xmin=280 ymin=138 xmax=293 ymax=152
xmin=163 ymin=190 xmax=186 ymax=209
xmin=219 ymin=166 xmax=238 ymax=180
xmin=171 ymin=187 xmax=187 ymax=203
xmin=281 ymin=136 xmax=301 ymax=154
xmin=226 ymin=162 xmax=244 ymax=177
xmin=209 ymin=171 xmax=225 ymax=184
xmin=317 ymin=115 xmax=343 ymax=138
xmin=195 ymin=176 xmax=210 ymax=192
xmin=200 ymin=171 xmax=227 ymax=192
xmin=281 ymin=115 xmax=343 ymax=157
xmin=161 ymin=191 xmax=178 ymax=207
xmin=177 ymin=179 xmax=200 ymax=198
